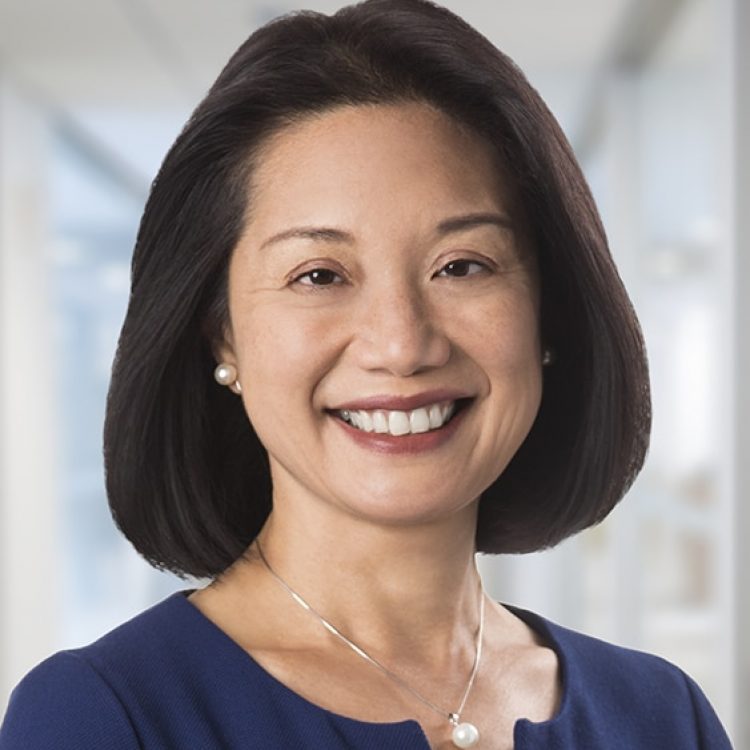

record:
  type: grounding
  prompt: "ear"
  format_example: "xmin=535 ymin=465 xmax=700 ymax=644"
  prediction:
xmin=211 ymin=322 xmax=237 ymax=367
xmin=214 ymin=342 xmax=237 ymax=369
xmin=212 ymin=328 xmax=243 ymax=395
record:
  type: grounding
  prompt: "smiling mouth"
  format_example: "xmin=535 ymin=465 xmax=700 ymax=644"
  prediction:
xmin=328 ymin=398 xmax=473 ymax=437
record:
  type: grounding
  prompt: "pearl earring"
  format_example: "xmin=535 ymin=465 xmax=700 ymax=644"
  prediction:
xmin=214 ymin=363 xmax=242 ymax=393
xmin=542 ymin=348 xmax=555 ymax=366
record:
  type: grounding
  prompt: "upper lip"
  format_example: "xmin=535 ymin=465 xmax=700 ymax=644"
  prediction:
xmin=328 ymin=389 xmax=473 ymax=413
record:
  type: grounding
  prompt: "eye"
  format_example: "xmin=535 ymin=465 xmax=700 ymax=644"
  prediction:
xmin=293 ymin=268 xmax=343 ymax=287
xmin=436 ymin=259 xmax=489 ymax=278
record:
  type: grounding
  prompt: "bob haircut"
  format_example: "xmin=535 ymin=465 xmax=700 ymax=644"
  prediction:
xmin=104 ymin=0 xmax=651 ymax=579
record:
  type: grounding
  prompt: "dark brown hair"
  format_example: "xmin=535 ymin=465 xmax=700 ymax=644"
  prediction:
xmin=104 ymin=0 xmax=651 ymax=579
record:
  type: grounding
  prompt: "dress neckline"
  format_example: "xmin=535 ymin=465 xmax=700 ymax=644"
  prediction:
xmin=172 ymin=588 xmax=571 ymax=742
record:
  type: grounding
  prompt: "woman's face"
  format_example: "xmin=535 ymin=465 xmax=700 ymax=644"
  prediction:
xmin=220 ymin=102 xmax=542 ymax=526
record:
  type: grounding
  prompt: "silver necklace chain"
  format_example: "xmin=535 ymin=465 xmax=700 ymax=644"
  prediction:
xmin=254 ymin=540 xmax=485 ymax=726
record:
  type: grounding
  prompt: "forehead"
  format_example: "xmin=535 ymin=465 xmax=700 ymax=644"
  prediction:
xmin=246 ymin=102 xmax=516 ymax=229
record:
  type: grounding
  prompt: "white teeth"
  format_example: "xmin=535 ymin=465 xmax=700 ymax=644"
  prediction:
xmin=388 ymin=411 xmax=411 ymax=436
xmin=410 ymin=408 xmax=431 ymax=433
xmin=359 ymin=411 xmax=375 ymax=432
xmin=372 ymin=411 xmax=389 ymax=433
xmin=337 ymin=400 xmax=461 ymax=436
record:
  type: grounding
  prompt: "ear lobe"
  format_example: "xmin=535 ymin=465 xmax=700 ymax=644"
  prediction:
xmin=213 ymin=361 xmax=243 ymax=396
xmin=213 ymin=343 xmax=236 ymax=367
xmin=212 ymin=326 xmax=237 ymax=366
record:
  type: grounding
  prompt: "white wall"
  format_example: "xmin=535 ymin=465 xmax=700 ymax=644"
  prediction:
xmin=0 ymin=77 xmax=63 ymax=711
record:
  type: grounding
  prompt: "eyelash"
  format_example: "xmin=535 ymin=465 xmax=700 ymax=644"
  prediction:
xmin=292 ymin=259 xmax=490 ymax=288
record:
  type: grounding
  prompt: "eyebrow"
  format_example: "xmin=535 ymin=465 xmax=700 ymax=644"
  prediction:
xmin=258 ymin=212 xmax=513 ymax=251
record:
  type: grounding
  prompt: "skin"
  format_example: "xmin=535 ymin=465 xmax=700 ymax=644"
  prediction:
xmin=190 ymin=102 xmax=560 ymax=749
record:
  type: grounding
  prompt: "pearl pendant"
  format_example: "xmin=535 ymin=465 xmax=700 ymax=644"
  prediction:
xmin=451 ymin=721 xmax=480 ymax=748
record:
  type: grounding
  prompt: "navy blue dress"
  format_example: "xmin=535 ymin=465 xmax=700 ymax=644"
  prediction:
xmin=0 ymin=590 xmax=732 ymax=748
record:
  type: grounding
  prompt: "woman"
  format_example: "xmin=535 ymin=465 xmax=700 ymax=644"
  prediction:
xmin=0 ymin=0 xmax=732 ymax=748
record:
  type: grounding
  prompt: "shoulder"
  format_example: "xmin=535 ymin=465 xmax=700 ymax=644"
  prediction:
xmin=506 ymin=605 xmax=733 ymax=747
xmin=0 ymin=592 xmax=190 ymax=750
xmin=542 ymin=613 xmax=700 ymax=700
xmin=510 ymin=605 xmax=688 ymax=687
xmin=0 ymin=651 xmax=139 ymax=749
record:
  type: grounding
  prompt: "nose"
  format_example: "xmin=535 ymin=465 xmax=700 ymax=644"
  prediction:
xmin=350 ymin=279 xmax=451 ymax=377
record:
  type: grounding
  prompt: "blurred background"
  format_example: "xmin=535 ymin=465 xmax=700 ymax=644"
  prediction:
xmin=0 ymin=0 xmax=747 ymax=745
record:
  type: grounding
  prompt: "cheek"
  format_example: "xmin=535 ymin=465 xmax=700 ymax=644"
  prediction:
xmin=229 ymin=304 xmax=334 ymax=459
xmin=454 ymin=288 xmax=540 ymax=372
xmin=232 ymin=301 xmax=339 ymax=399
xmin=461 ymin=290 xmax=542 ymax=441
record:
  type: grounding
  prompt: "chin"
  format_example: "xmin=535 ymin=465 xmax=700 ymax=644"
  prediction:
xmin=337 ymin=488 xmax=476 ymax=528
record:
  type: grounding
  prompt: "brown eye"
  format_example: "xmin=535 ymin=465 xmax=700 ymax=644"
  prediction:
xmin=437 ymin=260 xmax=487 ymax=278
xmin=296 ymin=268 xmax=342 ymax=286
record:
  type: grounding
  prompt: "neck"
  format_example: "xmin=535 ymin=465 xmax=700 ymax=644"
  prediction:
xmin=235 ymin=495 xmax=483 ymax=668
